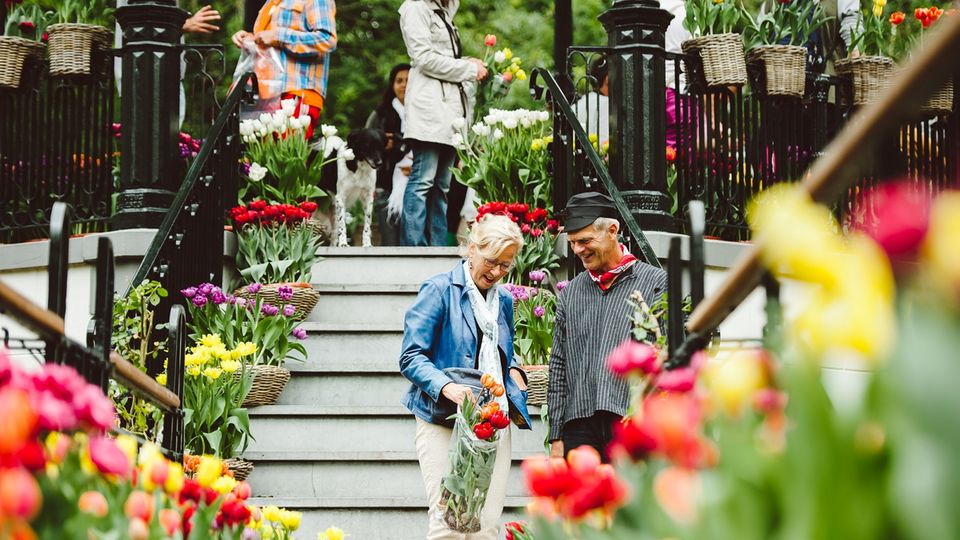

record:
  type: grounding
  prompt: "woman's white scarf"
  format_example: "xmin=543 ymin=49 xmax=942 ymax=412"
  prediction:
xmin=462 ymin=261 xmax=509 ymax=411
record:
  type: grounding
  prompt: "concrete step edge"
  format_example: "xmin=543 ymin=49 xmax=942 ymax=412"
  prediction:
xmin=315 ymin=247 xmax=461 ymax=257
xmin=310 ymin=284 xmax=422 ymax=293
xmin=248 ymin=404 xmax=547 ymax=417
xmin=242 ymin=451 xmax=545 ymax=462
xmin=298 ymin=322 xmax=403 ymax=333
xmin=246 ymin=496 xmax=530 ymax=509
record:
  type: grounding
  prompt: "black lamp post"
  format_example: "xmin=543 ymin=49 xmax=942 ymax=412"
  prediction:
xmin=599 ymin=0 xmax=675 ymax=231
xmin=113 ymin=0 xmax=188 ymax=230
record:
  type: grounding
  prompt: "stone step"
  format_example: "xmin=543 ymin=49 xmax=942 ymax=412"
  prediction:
xmin=305 ymin=291 xmax=416 ymax=326
xmin=298 ymin=331 xmax=401 ymax=373
xmin=242 ymin=504 xmax=525 ymax=540
xmin=277 ymin=372 xmax=410 ymax=407
xmin=312 ymin=247 xmax=460 ymax=287
xmin=246 ymin=460 xmax=533 ymax=500
xmin=246 ymin=407 xmax=548 ymax=455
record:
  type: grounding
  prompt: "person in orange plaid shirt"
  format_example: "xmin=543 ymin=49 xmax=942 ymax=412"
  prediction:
xmin=232 ymin=0 xmax=337 ymax=138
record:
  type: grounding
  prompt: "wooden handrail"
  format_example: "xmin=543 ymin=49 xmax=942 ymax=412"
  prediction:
xmin=0 ymin=279 xmax=65 ymax=339
xmin=108 ymin=352 xmax=181 ymax=411
xmin=686 ymin=15 xmax=960 ymax=335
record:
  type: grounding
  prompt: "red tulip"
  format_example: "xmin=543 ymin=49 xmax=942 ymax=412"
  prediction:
xmin=560 ymin=463 xmax=628 ymax=519
xmin=18 ymin=21 xmax=36 ymax=32
xmin=607 ymin=415 xmax=658 ymax=461
xmin=889 ymin=11 xmax=905 ymax=25
xmin=666 ymin=145 xmax=677 ymax=163
xmin=852 ymin=181 xmax=931 ymax=263
xmin=473 ymin=421 xmax=495 ymax=440
xmin=606 ymin=339 xmax=659 ymax=377
xmin=489 ymin=410 xmax=510 ymax=429
xmin=484 ymin=34 xmax=497 ymax=47
xmin=522 ymin=456 xmax=578 ymax=498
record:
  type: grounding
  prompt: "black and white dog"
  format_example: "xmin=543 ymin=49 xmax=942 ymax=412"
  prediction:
xmin=316 ymin=129 xmax=386 ymax=247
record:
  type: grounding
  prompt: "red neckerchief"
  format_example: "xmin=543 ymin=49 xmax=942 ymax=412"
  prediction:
xmin=588 ymin=245 xmax=638 ymax=291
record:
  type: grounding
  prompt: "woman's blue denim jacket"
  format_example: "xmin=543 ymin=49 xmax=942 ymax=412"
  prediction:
xmin=399 ymin=264 xmax=533 ymax=429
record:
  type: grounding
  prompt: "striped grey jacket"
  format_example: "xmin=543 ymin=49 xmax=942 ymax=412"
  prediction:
xmin=547 ymin=262 xmax=668 ymax=439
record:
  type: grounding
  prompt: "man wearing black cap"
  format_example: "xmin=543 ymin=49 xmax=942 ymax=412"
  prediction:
xmin=547 ymin=192 xmax=667 ymax=461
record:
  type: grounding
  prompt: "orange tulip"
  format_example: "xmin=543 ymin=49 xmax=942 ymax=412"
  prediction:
xmin=159 ymin=508 xmax=182 ymax=535
xmin=492 ymin=384 xmax=505 ymax=397
xmin=0 ymin=388 xmax=38 ymax=456
xmin=78 ymin=491 xmax=109 ymax=518
xmin=124 ymin=490 xmax=153 ymax=523
xmin=480 ymin=373 xmax=496 ymax=389
xmin=0 ymin=467 xmax=42 ymax=521
xmin=889 ymin=11 xmax=905 ymax=25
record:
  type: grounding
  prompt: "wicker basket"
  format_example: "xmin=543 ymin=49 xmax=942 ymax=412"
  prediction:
xmin=681 ymin=33 xmax=748 ymax=88
xmin=46 ymin=23 xmax=113 ymax=77
xmin=223 ymin=457 xmax=255 ymax=482
xmin=747 ymin=45 xmax=807 ymax=98
xmin=242 ymin=364 xmax=291 ymax=407
xmin=522 ymin=365 xmax=548 ymax=407
xmin=835 ymin=56 xmax=895 ymax=106
xmin=235 ymin=282 xmax=320 ymax=320
xmin=0 ymin=37 xmax=45 ymax=89
xmin=921 ymin=78 xmax=954 ymax=116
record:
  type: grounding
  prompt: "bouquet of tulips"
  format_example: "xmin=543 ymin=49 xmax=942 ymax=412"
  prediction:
xmin=438 ymin=373 xmax=510 ymax=533
xmin=473 ymin=34 xmax=527 ymax=125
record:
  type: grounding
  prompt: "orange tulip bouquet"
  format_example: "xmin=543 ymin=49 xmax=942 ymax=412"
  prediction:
xmin=438 ymin=373 xmax=510 ymax=533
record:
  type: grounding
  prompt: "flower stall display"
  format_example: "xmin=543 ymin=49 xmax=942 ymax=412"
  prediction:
xmin=475 ymin=202 xmax=560 ymax=285
xmin=0 ymin=2 xmax=49 ymax=88
xmin=522 ymin=184 xmax=960 ymax=540
xmin=438 ymin=374 xmax=511 ymax=533
xmin=503 ymin=273 xmax=564 ymax=407
xmin=110 ymin=279 xmax=168 ymax=443
xmin=453 ymin=109 xmax=553 ymax=210
xmin=230 ymin=200 xmax=324 ymax=319
xmin=743 ymin=0 xmax=828 ymax=97
xmin=836 ymin=0 xmax=898 ymax=105
xmin=911 ymin=6 xmax=953 ymax=114
xmin=238 ymin=98 xmax=340 ymax=206
xmin=46 ymin=0 xmax=114 ymax=77
xmin=182 ymin=283 xmax=308 ymax=408
xmin=681 ymin=0 xmax=748 ymax=88
xmin=473 ymin=34 xmax=527 ymax=125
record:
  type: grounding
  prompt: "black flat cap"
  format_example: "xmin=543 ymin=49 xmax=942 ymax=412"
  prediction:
xmin=562 ymin=192 xmax=619 ymax=232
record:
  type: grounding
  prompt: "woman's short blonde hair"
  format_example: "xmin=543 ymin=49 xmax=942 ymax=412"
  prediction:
xmin=459 ymin=214 xmax=525 ymax=259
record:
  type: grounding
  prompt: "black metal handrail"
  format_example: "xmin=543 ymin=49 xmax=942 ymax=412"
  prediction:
xmin=530 ymin=66 xmax=661 ymax=269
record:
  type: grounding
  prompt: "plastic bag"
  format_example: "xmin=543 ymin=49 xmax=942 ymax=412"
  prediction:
xmin=231 ymin=39 xmax=285 ymax=113
xmin=437 ymin=413 xmax=499 ymax=533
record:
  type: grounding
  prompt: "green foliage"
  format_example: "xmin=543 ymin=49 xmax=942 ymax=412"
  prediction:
xmin=3 ymin=2 xmax=54 ymax=38
xmin=39 ymin=0 xmax=114 ymax=26
xmin=743 ymin=0 xmax=832 ymax=48
xmin=510 ymin=284 xmax=557 ymax=367
xmin=111 ymin=280 xmax=168 ymax=442
xmin=235 ymin=222 xmax=322 ymax=284
xmin=684 ymin=0 xmax=745 ymax=37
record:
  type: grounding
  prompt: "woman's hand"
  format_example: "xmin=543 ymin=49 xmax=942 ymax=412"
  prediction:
xmin=467 ymin=58 xmax=488 ymax=81
xmin=231 ymin=30 xmax=253 ymax=48
xmin=441 ymin=383 xmax=475 ymax=405
xmin=509 ymin=368 xmax=527 ymax=391
xmin=183 ymin=5 xmax=220 ymax=34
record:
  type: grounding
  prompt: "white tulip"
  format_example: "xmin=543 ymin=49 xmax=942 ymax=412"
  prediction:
xmin=472 ymin=123 xmax=491 ymax=137
xmin=539 ymin=110 xmax=550 ymax=122
xmin=451 ymin=133 xmax=464 ymax=149
xmin=239 ymin=121 xmax=254 ymax=137
xmin=321 ymin=124 xmax=338 ymax=138
xmin=272 ymin=111 xmax=287 ymax=129
xmin=248 ymin=162 xmax=268 ymax=181
xmin=493 ymin=129 xmax=504 ymax=140
xmin=451 ymin=117 xmax=466 ymax=130
xmin=258 ymin=112 xmax=272 ymax=125
xmin=494 ymin=51 xmax=506 ymax=63
xmin=502 ymin=117 xmax=518 ymax=130
xmin=252 ymin=120 xmax=264 ymax=131
xmin=340 ymin=147 xmax=356 ymax=161
xmin=258 ymin=128 xmax=269 ymax=138
xmin=280 ymin=98 xmax=297 ymax=116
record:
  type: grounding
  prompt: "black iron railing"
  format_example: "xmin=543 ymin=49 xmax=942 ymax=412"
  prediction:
xmin=0 ymin=202 xmax=186 ymax=458
xmin=123 ymin=71 xmax=252 ymax=376
xmin=0 ymin=52 xmax=115 ymax=243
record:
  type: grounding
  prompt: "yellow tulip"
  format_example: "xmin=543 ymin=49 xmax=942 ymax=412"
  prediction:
xmin=156 ymin=373 xmax=167 ymax=386
xmin=196 ymin=455 xmax=222 ymax=488
xmin=280 ymin=509 xmax=302 ymax=531
xmin=704 ymin=349 xmax=769 ymax=416
xmin=187 ymin=365 xmax=202 ymax=378
xmin=200 ymin=334 xmax=222 ymax=347
xmin=923 ymin=191 xmax=960 ymax=304
xmin=873 ymin=4 xmax=883 ymax=16
xmin=530 ymin=138 xmax=544 ymax=151
xmin=261 ymin=524 xmax=276 ymax=540
xmin=503 ymin=48 xmax=513 ymax=60
xmin=204 ymin=367 xmax=223 ymax=380
xmin=262 ymin=505 xmax=283 ymax=523
xmin=318 ymin=527 xmax=346 ymax=540
xmin=515 ymin=69 xmax=527 ymax=81
xmin=165 ymin=462 xmax=185 ymax=494
xmin=220 ymin=359 xmax=241 ymax=373
xmin=236 ymin=342 xmax=257 ymax=357
xmin=588 ymin=133 xmax=599 ymax=144
xmin=544 ymin=135 xmax=554 ymax=144
xmin=212 ymin=475 xmax=238 ymax=494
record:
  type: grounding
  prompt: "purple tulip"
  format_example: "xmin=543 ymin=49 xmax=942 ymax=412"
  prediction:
xmin=181 ymin=286 xmax=197 ymax=299
xmin=210 ymin=291 xmax=227 ymax=305
xmin=278 ymin=285 xmax=294 ymax=301
xmin=528 ymin=270 xmax=546 ymax=283
xmin=533 ymin=306 xmax=546 ymax=318
xmin=518 ymin=291 xmax=529 ymax=302
xmin=529 ymin=288 xmax=539 ymax=297
xmin=235 ymin=297 xmax=248 ymax=308
xmin=292 ymin=327 xmax=308 ymax=340
xmin=192 ymin=295 xmax=207 ymax=307
xmin=246 ymin=282 xmax=262 ymax=294
xmin=261 ymin=303 xmax=279 ymax=316
xmin=282 ymin=304 xmax=296 ymax=317
xmin=198 ymin=283 xmax=214 ymax=296
xmin=226 ymin=295 xmax=237 ymax=304
xmin=556 ymin=280 xmax=569 ymax=291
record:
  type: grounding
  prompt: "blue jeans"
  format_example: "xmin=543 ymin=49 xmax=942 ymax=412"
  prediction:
xmin=401 ymin=141 xmax=457 ymax=246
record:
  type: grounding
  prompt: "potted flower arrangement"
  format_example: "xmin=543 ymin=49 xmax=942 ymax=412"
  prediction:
xmin=439 ymin=374 xmax=511 ymax=533
xmin=743 ymin=0 xmax=829 ymax=98
xmin=473 ymin=34 xmax=527 ymax=125
xmin=230 ymin=199 xmax=323 ymax=319
xmin=912 ymin=6 xmax=952 ymax=115
xmin=46 ymin=0 xmax=114 ymax=77
xmin=0 ymin=1 xmax=50 ymax=88
xmin=452 ymin=108 xmax=553 ymax=210
xmin=835 ymin=0 xmax=898 ymax=106
xmin=474 ymin=201 xmax=561 ymax=285
xmin=681 ymin=0 xmax=748 ymax=89
xmin=182 ymin=282 xmax=308 ymax=407
xmin=503 ymin=273 xmax=565 ymax=407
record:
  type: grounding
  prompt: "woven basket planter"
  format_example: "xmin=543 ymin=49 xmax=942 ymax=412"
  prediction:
xmin=522 ymin=365 xmax=548 ymax=407
xmin=748 ymin=45 xmax=807 ymax=98
xmin=835 ymin=56 xmax=895 ymax=106
xmin=235 ymin=282 xmax=320 ymax=321
xmin=0 ymin=37 xmax=45 ymax=89
xmin=921 ymin=78 xmax=954 ymax=116
xmin=223 ymin=457 xmax=255 ymax=482
xmin=241 ymin=364 xmax=291 ymax=407
xmin=47 ymin=23 xmax=112 ymax=77
xmin=681 ymin=33 xmax=748 ymax=88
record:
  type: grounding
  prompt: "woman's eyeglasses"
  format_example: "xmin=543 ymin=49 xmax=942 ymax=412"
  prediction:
xmin=481 ymin=257 xmax=513 ymax=272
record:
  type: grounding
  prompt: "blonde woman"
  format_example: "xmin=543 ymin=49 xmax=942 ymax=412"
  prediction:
xmin=399 ymin=214 xmax=532 ymax=539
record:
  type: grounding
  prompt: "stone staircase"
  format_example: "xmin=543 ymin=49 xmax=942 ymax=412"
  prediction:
xmin=244 ymin=247 xmax=547 ymax=538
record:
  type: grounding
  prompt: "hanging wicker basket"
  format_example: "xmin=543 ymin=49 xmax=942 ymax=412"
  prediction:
xmin=522 ymin=365 xmax=548 ymax=407
xmin=0 ymin=37 xmax=45 ymax=89
xmin=681 ymin=33 xmax=748 ymax=89
xmin=46 ymin=23 xmax=113 ymax=77
xmin=242 ymin=364 xmax=291 ymax=407
xmin=223 ymin=457 xmax=255 ymax=482
xmin=920 ymin=77 xmax=954 ymax=116
xmin=235 ymin=282 xmax=320 ymax=321
xmin=834 ymin=56 xmax=894 ymax=106
xmin=747 ymin=45 xmax=807 ymax=98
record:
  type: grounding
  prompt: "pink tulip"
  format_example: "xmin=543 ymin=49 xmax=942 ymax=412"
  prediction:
xmin=852 ymin=181 xmax=932 ymax=263
xmin=484 ymin=34 xmax=497 ymax=47
xmin=73 ymin=383 xmax=117 ymax=431
xmin=78 ymin=491 xmax=109 ymax=518
xmin=128 ymin=518 xmax=149 ymax=540
xmin=149 ymin=459 xmax=170 ymax=487
xmin=124 ymin=490 xmax=153 ymax=523
xmin=89 ymin=435 xmax=131 ymax=478
xmin=159 ymin=508 xmax=182 ymax=535
xmin=606 ymin=339 xmax=659 ymax=377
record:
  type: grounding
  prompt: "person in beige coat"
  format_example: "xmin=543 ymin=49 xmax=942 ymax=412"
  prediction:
xmin=398 ymin=0 xmax=487 ymax=246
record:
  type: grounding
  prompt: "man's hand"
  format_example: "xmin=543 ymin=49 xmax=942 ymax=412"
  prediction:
xmin=467 ymin=58 xmax=488 ymax=81
xmin=255 ymin=30 xmax=280 ymax=48
xmin=508 ymin=368 xmax=527 ymax=391
xmin=549 ymin=440 xmax=564 ymax=458
xmin=441 ymin=383 xmax=475 ymax=406
xmin=183 ymin=5 xmax=221 ymax=34
xmin=231 ymin=30 xmax=253 ymax=48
